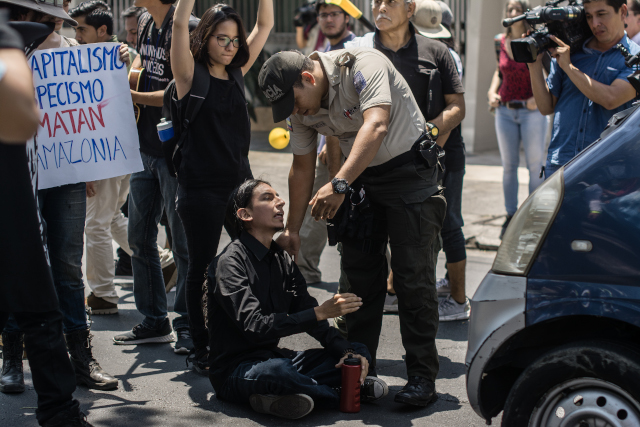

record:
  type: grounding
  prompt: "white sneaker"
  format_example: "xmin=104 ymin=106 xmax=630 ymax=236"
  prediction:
xmin=383 ymin=294 xmax=398 ymax=313
xmin=436 ymin=277 xmax=451 ymax=298
xmin=438 ymin=295 xmax=471 ymax=321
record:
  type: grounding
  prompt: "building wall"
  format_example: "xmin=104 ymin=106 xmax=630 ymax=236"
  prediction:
xmin=463 ymin=0 xmax=545 ymax=152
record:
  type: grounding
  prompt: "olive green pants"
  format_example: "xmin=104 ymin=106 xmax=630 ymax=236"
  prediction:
xmin=338 ymin=160 xmax=445 ymax=381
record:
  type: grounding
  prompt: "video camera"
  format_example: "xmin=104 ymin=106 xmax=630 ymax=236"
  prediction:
xmin=293 ymin=1 xmax=318 ymax=28
xmin=503 ymin=0 xmax=591 ymax=63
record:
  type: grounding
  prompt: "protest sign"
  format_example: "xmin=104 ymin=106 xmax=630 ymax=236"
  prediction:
xmin=30 ymin=42 xmax=143 ymax=189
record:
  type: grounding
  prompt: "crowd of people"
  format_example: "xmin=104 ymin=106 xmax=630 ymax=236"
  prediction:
xmin=1 ymin=0 xmax=639 ymax=425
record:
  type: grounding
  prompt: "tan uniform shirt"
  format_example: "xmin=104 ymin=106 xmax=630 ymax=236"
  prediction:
xmin=288 ymin=47 xmax=426 ymax=167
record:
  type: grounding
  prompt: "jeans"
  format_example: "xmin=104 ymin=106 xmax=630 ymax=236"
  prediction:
xmin=128 ymin=153 xmax=188 ymax=330
xmin=544 ymin=162 xmax=561 ymax=179
xmin=175 ymin=185 xmax=235 ymax=350
xmin=218 ymin=342 xmax=370 ymax=409
xmin=0 ymin=310 xmax=78 ymax=425
xmin=441 ymin=168 xmax=466 ymax=264
xmin=495 ymin=106 xmax=547 ymax=216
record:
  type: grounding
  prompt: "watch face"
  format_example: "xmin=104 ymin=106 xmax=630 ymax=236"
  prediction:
xmin=431 ymin=127 xmax=439 ymax=137
xmin=336 ymin=181 xmax=347 ymax=193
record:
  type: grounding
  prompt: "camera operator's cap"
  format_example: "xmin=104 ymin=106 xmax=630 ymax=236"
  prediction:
xmin=0 ymin=0 xmax=77 ymax=26
xmin=413 ymin=0 xmax=451 ymax=39
xmin=259 ymin=51 xmax=307 ymax=123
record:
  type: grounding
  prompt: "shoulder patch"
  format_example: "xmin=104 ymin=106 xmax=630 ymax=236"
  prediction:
xmin=353 ymin=71 xmax=367 ymax=94
xmin=286 ymin=117 xmax=293 ymax=132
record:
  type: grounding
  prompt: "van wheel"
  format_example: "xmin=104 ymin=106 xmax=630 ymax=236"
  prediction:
xmin=501 ymin=341 xmax=640 ymax=427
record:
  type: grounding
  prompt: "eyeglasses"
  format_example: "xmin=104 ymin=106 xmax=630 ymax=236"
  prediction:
xmin=319 ymin=11 xmax=345 ymax=19
xmin=215 ymin=36 xmax=241 ymax=48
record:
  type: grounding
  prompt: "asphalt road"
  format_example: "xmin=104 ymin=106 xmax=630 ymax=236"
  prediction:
xmin=1 ymin=148 xmax=522 ymax=426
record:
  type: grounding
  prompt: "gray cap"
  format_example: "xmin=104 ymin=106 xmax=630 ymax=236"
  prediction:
xmin=438 ymin=1 xmax=453 ymax=30
xmin=0 ymin=0 xmax=77 ymax=26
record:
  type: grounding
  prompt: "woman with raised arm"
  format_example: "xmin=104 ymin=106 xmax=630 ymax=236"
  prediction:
xmin=171 ymin=0 xmax=274 ymax=374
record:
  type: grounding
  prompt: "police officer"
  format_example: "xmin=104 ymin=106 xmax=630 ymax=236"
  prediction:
xmin=259 ymin=48 xmax=446 ymax=407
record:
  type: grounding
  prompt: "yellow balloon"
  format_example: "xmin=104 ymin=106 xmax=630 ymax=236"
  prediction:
xmin=269 ymin=127 xmax=290 ymax=150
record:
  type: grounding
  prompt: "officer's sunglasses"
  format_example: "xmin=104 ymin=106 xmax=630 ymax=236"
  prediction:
xmin=215 ymin=35 xmax=242 ymax=48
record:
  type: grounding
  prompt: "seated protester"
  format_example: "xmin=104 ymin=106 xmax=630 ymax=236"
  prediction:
xmin=206 ymin=179 xmax=388 ymax=419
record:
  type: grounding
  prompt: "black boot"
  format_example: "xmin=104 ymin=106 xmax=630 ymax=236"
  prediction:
xmin=65 ymin=329 xmax=118 ymax=391
xmin=42 ymin=400 xmax=93 ymax=427
xmin=1 ymin=331 xmax=25 ymax=393
xmin=394 ymin=376 xmax=438 ymax=407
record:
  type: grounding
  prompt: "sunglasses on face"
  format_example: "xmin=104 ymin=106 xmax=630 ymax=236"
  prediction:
xmin=215 ymin=36 xmax=241 ymax=48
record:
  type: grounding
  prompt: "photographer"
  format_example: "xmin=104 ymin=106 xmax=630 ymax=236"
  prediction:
xmin=529 ymin=0 xmax=640 ymax=177
xmin=294 ymin=0 xmax=327 ymax=54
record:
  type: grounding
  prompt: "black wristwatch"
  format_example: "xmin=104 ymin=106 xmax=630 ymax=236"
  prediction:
xmin=331 ymin=178 xmax=350 ymax=194
xmin=426 ymin=122 xmax=439 ymax=140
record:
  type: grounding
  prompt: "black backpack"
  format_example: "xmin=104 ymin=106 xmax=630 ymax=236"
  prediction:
xmin=161 ymin=63 xmax=246 ymax=177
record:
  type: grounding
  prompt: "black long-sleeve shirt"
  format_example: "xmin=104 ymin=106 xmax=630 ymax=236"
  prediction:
xmin=207 ymin=232 xmax=352 ymax=393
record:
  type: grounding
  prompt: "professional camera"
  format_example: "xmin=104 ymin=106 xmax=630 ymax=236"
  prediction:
xmin=503 ymin=0 xmax=591 ymax=63
xmin=293 ymin=1 xmax=318 ymax=28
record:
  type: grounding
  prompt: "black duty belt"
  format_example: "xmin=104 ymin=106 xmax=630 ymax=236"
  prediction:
xmin=362 ymin=150 xmax=416 ymax=177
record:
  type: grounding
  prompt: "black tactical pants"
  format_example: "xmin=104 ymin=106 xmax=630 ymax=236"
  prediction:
xmin=340 ymin=160 xmax=446 ymax=382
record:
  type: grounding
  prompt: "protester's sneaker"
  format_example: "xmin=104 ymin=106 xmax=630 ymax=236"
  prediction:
xmin=163 ymin=263 xmax=177 ymax=292
xmin=249 ymin=393 xmax=314 ymax=419
xmin=360 ymin=376 xmax=389 ymax=402
xmin=436 ymin=278 xmax=451 ymax=298
xmin=438 ymin=295 xmax=471 ymax=321
xmin=86 ymin=293 xmax=118 ymax=315
xmin=186 ymin=347 xmax=209 ymax=376
xmin=113 ymin=319 xmax=175 ymax=345
xmin=174 ymin=327 xmax=194 ymax=354
xmin=383 ymin=293 xmax=399 ymax=313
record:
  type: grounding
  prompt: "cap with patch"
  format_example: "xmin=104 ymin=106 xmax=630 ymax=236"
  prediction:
xmin=0 ymin=0 xmax=77 ymax=26
xmin=259 ymin=51 xmax=307 ymax=123
xmin=413 ymin=0 xmax=451 ymax=39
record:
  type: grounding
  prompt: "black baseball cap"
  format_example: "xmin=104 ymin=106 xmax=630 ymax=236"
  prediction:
xmin=259 ymin=51 xmax=307 ymax=123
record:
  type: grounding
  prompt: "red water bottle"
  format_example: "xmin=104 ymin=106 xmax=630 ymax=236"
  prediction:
xmin=340 ymin=354 xmax=361 ymax=413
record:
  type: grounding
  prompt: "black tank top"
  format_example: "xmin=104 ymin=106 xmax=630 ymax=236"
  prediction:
xmin=177 ymin=71 xmax=251 ymax=188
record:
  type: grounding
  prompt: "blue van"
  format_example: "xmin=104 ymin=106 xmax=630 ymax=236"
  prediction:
xmin=465 ymin=104 xmax=640 ymax=426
